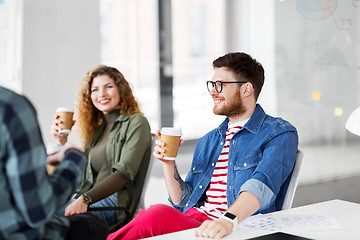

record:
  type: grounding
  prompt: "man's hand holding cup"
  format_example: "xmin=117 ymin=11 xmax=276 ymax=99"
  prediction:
xmin=153 ymin=127 xmax=183 ymax=163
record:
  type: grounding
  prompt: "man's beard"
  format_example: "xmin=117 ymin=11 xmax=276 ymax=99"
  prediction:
xmin=213 ymin=93 xmax=246 ymax=118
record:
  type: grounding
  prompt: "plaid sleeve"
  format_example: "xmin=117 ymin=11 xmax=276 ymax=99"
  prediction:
xmin=3 ymin=93 xmax=86 ymax=228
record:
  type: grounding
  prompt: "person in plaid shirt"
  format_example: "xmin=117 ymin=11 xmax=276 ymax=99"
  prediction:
xmin=0 ymin=86 xmax=108 ymax=240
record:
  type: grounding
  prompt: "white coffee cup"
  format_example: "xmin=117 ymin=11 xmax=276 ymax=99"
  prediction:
xmin=56 ymin=107 xmax=74 ymax=134
xmin=160 ymin=127 xmax=182 ymax=160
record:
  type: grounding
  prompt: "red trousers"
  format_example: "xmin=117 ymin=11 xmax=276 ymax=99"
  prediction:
xmin=107 ymin=204 xmax=212 ymax=240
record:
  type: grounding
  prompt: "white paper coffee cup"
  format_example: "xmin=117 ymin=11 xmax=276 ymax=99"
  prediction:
xmin=46 ymin=143 xmax=64 ymax=155
xmin=56 ymin=107 xmax=74 ymax=134
xmin=160 ymin=127 xmax=182 ymax=160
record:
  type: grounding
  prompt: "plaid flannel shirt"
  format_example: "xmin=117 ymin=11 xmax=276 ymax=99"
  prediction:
xmin=0 ymin=87 xmax=87 ymax=240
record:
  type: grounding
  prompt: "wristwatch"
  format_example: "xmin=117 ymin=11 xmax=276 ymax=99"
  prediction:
xmin=82 ymin=193 xmax=92 ymax=205
xmin=220 ymin=212 xmax=238 ymax=231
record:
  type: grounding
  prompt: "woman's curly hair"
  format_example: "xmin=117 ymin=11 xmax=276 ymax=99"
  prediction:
xmin=76 ymin=65 xmax=142 ymax=148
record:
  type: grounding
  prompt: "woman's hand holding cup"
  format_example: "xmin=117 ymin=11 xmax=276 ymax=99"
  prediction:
xmin=50 ymin=107 xmax=75 ymax=145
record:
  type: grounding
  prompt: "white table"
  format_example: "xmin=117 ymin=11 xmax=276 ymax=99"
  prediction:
xmin=144 ymin=199 xmax=360 ymax=240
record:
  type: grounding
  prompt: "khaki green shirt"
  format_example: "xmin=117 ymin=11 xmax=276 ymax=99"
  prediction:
xmin=77 ymin=113 xmax=151 ymax=223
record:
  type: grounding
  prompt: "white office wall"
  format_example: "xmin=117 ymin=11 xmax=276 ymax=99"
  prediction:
xmin=0 ymin=0 xmax=22 ymax=92
xmin=235 ymin=0 xmax=277 ymax=116
xmin=22 ymin=0 xmax=101 ymax=145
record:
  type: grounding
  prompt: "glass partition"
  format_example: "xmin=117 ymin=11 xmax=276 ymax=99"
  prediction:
xmin=99 ymin=0 xmax=360 ymax=183
xmin=99 ymin=0 xmax=159 ymax=129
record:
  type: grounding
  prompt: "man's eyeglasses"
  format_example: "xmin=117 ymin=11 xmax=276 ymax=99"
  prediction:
xmin=206 ymin=80 xmax=248 ymax=93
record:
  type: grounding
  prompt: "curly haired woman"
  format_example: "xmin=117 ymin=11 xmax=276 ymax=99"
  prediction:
xmin=50 ymin=65 xmax=152 ymax=230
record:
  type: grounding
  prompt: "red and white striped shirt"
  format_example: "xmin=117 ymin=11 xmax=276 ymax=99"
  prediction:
xmin=197 ymin=122 xmax=244 ymax=220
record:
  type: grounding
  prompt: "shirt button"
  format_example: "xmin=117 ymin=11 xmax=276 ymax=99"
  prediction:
xmin=232 ymin=140 xmax=235 ymax=144
xmin=243 ymin=162 xmax=247 ymax=167
xmin=193 ymin=167 xmax=196 ymax=171
xmin=186 ymin=203 xmax=189 ymax=207
xmin=199 ymin=185 xmax=203 ymax=189
xmin=220 ymin=142 xmax=224 ymax=145
xmin=212 ymin=163 xmax=215 ymax=166
xmin=229 ymin=186 xmax=232 ymax=190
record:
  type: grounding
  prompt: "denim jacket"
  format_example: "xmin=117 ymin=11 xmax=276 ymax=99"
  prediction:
xmin=171 ymin=104 xmax=298 ymax=214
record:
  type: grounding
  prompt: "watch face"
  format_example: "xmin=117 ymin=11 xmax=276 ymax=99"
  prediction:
xmin=83 ymin=194 xmax=91 ymax=203
xmin=224 ymin=212 xmax=237 ymax=220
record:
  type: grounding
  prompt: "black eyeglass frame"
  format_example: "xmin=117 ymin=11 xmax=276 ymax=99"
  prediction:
xmin=206 ymin=80 xmax=248 ymax=93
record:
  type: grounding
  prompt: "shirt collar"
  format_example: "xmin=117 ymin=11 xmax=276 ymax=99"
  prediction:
xmin=228 ymin=118 xmax=249 ymax=129
xmin=243 ymin=104 xmax=266 ymax=134
xmin=217 ymin=104 xmax=266 ymax=135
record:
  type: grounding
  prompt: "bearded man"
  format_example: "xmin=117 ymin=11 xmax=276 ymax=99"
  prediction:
xmin=107 ymin=52 xmax=299 ymax=240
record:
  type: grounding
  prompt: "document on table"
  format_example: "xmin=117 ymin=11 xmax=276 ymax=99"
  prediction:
xmin=238 ymin=211 xmax=343 ymax=232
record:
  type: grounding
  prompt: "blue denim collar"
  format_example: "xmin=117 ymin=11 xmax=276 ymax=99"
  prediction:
xmin=244 ymin=104 xmax=266 ymax=134
xmin=217 ymin=104 xmax=266 ymax=136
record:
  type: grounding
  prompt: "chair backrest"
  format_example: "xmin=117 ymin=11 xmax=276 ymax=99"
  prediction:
xmin=135 ymin=133 xmax=156 ymax=212
xmin=281 ymin=150 xmax=304 ymax=210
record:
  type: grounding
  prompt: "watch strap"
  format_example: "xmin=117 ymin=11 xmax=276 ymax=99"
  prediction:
xmin=221 ymin=212 xmax=238 ymax=230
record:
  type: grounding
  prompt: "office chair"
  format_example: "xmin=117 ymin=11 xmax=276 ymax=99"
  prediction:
xmin=282 ymin=150 xmax=304 ymax=210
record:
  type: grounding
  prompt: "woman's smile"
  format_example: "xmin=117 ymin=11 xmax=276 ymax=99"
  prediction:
xmin=91 ymin=75 xmax=121 ymax=114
